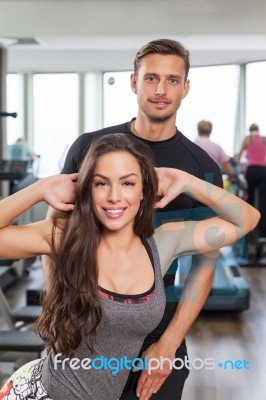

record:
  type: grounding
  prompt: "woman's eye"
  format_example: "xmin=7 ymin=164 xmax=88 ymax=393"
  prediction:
xmin=123 ymin=181 xmax=135 ymax=187
xmin=95 ymin=181 xmax=107 ymax=187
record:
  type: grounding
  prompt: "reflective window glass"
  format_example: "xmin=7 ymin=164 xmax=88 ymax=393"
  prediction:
xmin=33 ymin=73 xmax=79 ymax=176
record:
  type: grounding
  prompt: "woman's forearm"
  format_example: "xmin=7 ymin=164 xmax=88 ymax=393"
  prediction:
xmin=0 ymin=174 xmax=78 ymax=230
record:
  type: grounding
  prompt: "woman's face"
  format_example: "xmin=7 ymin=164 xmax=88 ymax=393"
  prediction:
xmin=91 ymin=151 xmax=144 ymax=233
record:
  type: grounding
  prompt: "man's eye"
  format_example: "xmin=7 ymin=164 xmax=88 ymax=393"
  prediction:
xmin=169 ymin=78 xmax=178 ymax=84
xmin=146 ymin=76 xmax=156 ymax=82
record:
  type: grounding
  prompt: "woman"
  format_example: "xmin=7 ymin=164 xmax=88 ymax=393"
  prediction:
xmin=237 ymin=123 xmax=266 ymax=237
xmin=0 ymin=133 xmax=260 ymax=400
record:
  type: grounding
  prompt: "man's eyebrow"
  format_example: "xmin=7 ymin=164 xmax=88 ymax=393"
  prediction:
xmin=93 ymin=173 xmax=138 ymax=180
xmin=144 ymin=72 xmax=182 ymax=79
xmin=168 ymin=74 xmax=182 ymax=79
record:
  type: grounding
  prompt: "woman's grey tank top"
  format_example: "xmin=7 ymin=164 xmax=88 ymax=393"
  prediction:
xmin=42 ymin=237 xmax=166 ymax=400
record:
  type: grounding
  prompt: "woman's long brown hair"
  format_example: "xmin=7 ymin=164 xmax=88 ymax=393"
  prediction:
xmin=37 ymin=133 xmax=158 ymax=357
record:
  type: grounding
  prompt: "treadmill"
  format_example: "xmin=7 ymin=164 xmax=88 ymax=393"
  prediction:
xmin=0 ymin=159 xmax=29 ymax=289
xmin=175 ymin=246 xmax=250 ymax=312
xmin=0 ymin=159 xmax=29 ymax=189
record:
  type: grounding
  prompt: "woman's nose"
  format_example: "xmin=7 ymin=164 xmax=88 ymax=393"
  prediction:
xmin=107 ymin=185 xmax=121 ymax=203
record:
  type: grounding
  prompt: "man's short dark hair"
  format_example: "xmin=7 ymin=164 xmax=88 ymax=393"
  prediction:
xmin=133 ymin=38 xmax=190 ymax=80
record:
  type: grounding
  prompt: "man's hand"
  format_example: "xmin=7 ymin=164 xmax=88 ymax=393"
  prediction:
xmin=134 ymin=340 xmax=176 ymax=399
xmin=38 ymin=173 xmax=79 ymax=212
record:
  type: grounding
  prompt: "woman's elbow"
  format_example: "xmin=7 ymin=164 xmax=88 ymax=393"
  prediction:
xmin=248 ymin=208 xmax=261 ymax=232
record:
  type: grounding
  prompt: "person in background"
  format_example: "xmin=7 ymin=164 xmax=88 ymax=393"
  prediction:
xmin=43 ymin=39 xmax=224 ymax=400
xmin=236 ymin=123 xmax=266 ymax=238
xmin=195 ymin=120 xmax=235 ymax=181
xmin=7 ymin=137 xmax=38 ymax=194
xmin=9 ymin=137 xmax=36 ymax=162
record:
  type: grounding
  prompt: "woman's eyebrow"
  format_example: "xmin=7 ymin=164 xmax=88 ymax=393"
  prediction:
xmin=93 ymin=173 xmax=138 ymax=180
xmin=119 ymin=173 xmax=138 ymax=180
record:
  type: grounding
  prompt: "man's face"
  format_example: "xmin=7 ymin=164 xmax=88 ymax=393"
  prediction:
xmin=131 ymin=54 xmax=190 ymax=123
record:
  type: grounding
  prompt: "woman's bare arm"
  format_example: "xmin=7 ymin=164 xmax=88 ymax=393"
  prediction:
xmin=154 ymin=168 xmax=260 ymax=276
xmin=0 ymin=174 xmax=78 ymax=260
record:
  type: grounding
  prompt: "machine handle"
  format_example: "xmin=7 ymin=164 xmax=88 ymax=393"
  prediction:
xmin=0 ymin=111 xmax=17 ymax=118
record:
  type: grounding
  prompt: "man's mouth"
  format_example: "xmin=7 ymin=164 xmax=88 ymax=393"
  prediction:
xmin=151 ymin=98 xmax=170 ymax=104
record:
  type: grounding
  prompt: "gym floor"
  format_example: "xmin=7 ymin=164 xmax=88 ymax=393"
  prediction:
xmin=1 ymin=263 xmax=265 ymax=400
xmin=183 ymin=267 xmax=266 ymax=400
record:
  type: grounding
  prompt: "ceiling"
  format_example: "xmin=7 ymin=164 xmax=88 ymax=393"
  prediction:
xmin=1 ymin=0 xmax=266 ymax=72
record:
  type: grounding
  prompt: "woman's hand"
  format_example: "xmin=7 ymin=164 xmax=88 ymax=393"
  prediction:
xmin=154 ymin=168 xmax=188 ymax=209
xmin=38 ymin=173 xmax=79 ymax=211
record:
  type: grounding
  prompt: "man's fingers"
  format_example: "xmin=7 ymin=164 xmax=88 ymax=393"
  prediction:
xmin=136 ymin=371 xmax=148 ymax=397
xmin=152 ymin=377 xmax=165 ymax=394
xmin=137 ymin=376 xmax=152 ymax=399
xmin=138 ymin=377 xmax=161 ymax=400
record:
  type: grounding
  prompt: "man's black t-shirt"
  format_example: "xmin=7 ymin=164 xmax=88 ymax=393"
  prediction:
xmin=63 ymin=120 xmax=223 ymax=209
xmin=62 ymin=120 xmax=223 ymax=338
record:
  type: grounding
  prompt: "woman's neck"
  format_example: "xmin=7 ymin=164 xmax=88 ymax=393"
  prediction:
xmin=100 ymin=228 xmax=139 ymax=252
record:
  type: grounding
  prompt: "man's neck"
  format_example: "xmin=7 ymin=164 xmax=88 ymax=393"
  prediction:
xmin=131 ymin=116 xmax=177 ymax=142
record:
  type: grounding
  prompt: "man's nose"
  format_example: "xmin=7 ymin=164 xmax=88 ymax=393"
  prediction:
xmin=155 ymin=81 xmax=166 ymax=96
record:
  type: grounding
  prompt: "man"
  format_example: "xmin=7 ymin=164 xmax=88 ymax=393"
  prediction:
xmin=195 ymin=120 xmax=235 ymax=180
xmin=44 ymin=39 xmax=223 ymax=400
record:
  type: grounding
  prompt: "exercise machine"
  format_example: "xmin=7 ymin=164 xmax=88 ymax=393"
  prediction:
xmin=175 ymin=247 xmax=250 ymax=312
xmin=0 ymin=159 xmax=32 ymax=289
xmin=0 ymin=112 xmax=17 ymax=119
xmin=0 ymin=287 xmax=42 ymax=330
xmin=0 ymin=286 xmax=44 ymax=376
xmin=0 ymin=284 xmax=43 ymax=376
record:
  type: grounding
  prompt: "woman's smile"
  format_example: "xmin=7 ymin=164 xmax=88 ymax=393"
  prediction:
xmin=92 ymin=151 xmax=143 ymax=231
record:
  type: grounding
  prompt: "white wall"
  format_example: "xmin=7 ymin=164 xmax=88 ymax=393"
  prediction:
xmin=1 ymin=1 xmax=266 ymax=36
xmin=1 ymin=1 xmax=266 ymax=72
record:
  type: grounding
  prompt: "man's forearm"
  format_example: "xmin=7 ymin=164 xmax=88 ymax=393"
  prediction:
xmin=159 ymin=253 xmax=217 ymax=350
